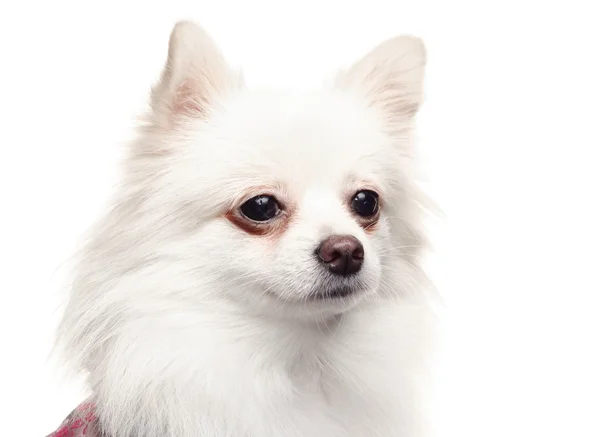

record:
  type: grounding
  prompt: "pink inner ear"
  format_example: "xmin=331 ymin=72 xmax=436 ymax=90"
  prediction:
xmin=173 ymin=80 xmax=206 ymax=117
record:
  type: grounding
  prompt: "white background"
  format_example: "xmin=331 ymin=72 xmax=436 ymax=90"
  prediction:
xmin=1 ymin=1 xmax=599 ymax=436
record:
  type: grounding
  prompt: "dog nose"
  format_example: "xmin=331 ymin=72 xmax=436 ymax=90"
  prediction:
xmin=316 ymin=235 xmax=364 ymax=276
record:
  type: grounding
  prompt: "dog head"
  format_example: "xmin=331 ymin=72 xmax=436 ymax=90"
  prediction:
xmin=65 ymin=21 xmax=428 ymax=327
xmin=122 ymin=22 xmax=428 ymax=318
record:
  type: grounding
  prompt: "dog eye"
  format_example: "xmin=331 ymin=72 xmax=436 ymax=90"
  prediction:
xmin=351 ymin=190 xmax=379 ymax=217
xmin=240 ymin=195 xmax=281 ymax=222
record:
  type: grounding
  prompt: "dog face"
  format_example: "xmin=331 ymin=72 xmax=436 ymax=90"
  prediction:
xmin=70 ymin=22 xmax=427 ymax=324
xmin=168 ymin=89 xmax=395 ymax=316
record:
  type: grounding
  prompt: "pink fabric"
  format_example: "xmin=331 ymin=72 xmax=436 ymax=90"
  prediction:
xmin=46 ymin=402 xmax=101 ymax=437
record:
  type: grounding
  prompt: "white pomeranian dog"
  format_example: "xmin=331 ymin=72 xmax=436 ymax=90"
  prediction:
xmin=54 ymin=20 xmax=437 ymax=437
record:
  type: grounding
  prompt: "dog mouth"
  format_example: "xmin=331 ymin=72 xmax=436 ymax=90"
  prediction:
xmin=311 ymin=286 xmax=358 ymax=300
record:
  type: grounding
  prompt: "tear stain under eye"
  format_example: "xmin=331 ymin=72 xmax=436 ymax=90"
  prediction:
xmin=224 ymin=210 xmax=293 ymax=239
xmin=361 ymin=219 xmax=379 ymax=234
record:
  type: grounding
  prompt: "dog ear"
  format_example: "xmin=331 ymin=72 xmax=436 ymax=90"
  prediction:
xmin=336 ymin=35 xmax=426 ymax=127
xmin=151 ymin=21 xmax=240 ymax=126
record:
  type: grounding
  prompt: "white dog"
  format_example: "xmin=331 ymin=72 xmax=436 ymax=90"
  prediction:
xmin=52 ymin=21 xmax=437 ymax=437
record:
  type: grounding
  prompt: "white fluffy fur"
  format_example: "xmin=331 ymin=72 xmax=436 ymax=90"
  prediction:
xmin=57 ymin=21 xmax=437 ymax=437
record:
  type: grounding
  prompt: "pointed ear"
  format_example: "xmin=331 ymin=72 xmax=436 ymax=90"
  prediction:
xmin=336 ymin=35 xmax=426 ymax=126
xmin=151 ymin=21 xmax=239 ymax=126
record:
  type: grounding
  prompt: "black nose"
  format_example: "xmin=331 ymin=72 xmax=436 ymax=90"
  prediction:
xmin=316 ymin=235 xmax=364 ymax=276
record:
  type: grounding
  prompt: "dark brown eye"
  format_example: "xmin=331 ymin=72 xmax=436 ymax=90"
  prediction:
xmin=240 ymin=195 xmax=281 ymax=222
xmin=351 ymin=190 xmax=379 ymax=217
